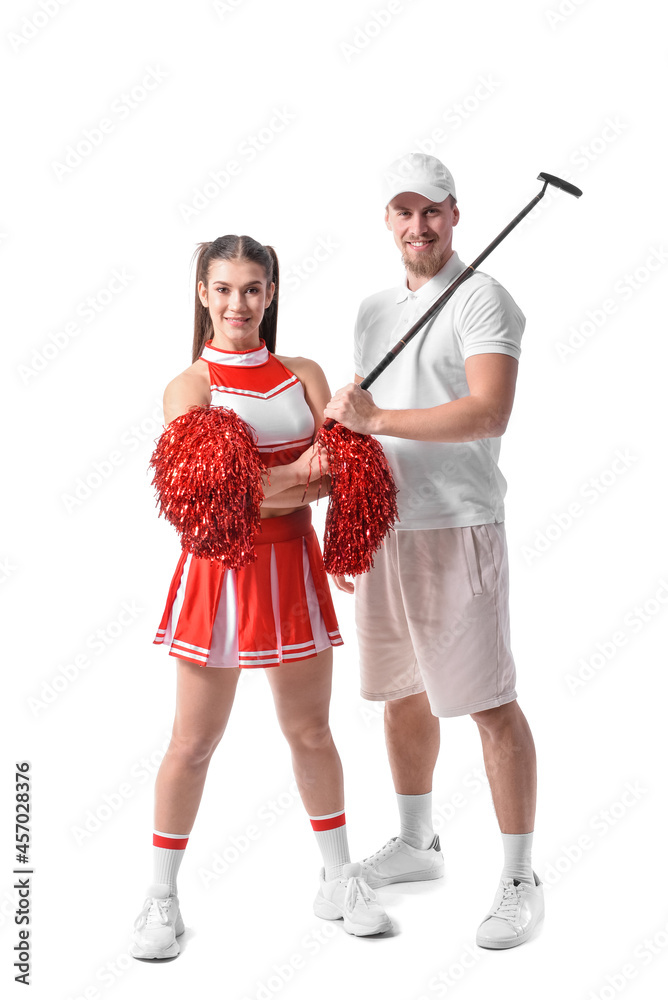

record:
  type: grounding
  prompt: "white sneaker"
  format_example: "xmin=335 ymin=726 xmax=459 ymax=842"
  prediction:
xmin=343 ymin=835 xmax=444 ymax=889
xmin=314 ymin=869 xmax=392 ymax=936
xmin=131 ymin=883 xmax=185 ymax=960
xmin=476 ymin=872 xmax=544 ymax=949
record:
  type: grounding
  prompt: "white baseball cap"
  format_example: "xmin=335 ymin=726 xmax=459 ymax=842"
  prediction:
xmin=383 ymin=152 xmax=457 ymax=206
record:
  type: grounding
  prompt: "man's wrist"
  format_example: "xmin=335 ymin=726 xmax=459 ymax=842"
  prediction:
xmin=370 ymin=407 xmax=389 ymax=436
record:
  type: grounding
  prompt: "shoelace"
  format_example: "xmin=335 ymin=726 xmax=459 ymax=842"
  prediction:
xmin=134 ymin=896 xmax=174 ymax=931
xmin=345 ymin=877 xmax=377 ymax=910
xmin=359 ymin=837 xmax=399 ymax=866
xmin=492 ymin=881 xmax=524 ymax=922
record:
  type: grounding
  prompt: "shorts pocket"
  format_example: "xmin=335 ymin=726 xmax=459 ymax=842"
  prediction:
xmin=462 ymin=526 xmax=483 ymax=596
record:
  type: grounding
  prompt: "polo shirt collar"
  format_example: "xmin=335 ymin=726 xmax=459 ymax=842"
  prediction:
xmin=394 ymin=251 xmax=466 ymax=305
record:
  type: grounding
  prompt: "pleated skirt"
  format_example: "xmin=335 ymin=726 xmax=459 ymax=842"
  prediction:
xmin=153 ymin=507 xmax=343 ymax=667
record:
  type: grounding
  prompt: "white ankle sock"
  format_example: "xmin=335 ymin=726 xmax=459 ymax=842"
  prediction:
xmin=309 ymin=810 xmax=350 ymax=880
xmin=397 ymin=792 xmax=435 ymax=850
xmin=153 ymin=830 xmax=189 ymax=894
xmin=500 ymin=831 xmax=534 ymax=884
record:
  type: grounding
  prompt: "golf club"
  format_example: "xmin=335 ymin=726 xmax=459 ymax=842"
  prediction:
xmin=355 ymin=171 xmax=583 ymax=395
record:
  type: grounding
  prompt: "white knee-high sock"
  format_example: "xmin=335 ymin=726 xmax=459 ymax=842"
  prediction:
xmin=153 ymin=830 xmax=189 ymax=894
xmin=397 ymin=792 xmax=435 ymax=849
xmin=309 ymin=810 xmax=350 ymax=880
xmin=500 ymin=831 xmax=534 ymax=883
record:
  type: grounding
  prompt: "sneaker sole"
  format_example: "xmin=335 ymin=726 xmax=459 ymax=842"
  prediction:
xmin=361 ymin=865 xmax=445 ymax=889
xmin=130 ymin=914 xmax=185 ymax=960
xmin=313 ymin=897 xmax=392 ymax=935
xmin=476 ymin=912 xmax=545 ymax=950
xmin=343 ymin=915 xmax=392 ymax=936
xmin=130 ymin=939 xmax=180 ymax=960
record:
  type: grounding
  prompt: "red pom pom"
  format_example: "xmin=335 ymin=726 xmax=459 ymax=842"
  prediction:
xmin=149 ymin=406 xmax=265 ymax=568
xmin=315 ymin=422 xmax=399 ymax=576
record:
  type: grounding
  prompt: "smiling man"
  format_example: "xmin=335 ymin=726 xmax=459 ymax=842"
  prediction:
xmin=325 ymin=153 xmax=544 ymax=949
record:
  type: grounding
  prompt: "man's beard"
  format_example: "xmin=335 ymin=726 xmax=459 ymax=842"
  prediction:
xmin=401 ymin=242 xmax=446 ymax=278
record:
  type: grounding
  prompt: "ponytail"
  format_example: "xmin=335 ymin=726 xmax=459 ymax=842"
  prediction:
xmin=259 ymin=244 xmax=279 ymax=355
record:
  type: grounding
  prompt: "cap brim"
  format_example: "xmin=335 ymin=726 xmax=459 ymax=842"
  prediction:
xmin=385 ymin=184 xmax=453 ymax=207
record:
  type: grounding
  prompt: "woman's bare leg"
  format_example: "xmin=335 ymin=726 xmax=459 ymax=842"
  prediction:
xmin=264 ymin=648 xmax=343 ymax=816
xmin=154 ymin=659 xmax=241 ymax=833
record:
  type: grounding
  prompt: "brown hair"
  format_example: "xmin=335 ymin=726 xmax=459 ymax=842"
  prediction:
xmin=191 ymin=235 xmax=279 ymax=363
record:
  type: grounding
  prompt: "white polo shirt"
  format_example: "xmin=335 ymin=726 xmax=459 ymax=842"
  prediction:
xmin=353 ymin=251 xmax=525 ymax=530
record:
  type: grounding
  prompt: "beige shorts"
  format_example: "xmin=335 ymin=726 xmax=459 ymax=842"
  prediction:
xmin=354 ymin=521 xmax=517 ymax=718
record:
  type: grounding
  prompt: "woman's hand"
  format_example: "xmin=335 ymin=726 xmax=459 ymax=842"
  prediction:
xmin=293 ymin=442 xmax=330 ymax=484
xmin=331 ymin=574 xmax=354 ymax=594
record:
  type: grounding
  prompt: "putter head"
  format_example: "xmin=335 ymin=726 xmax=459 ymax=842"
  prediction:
xmin=538 ymin=172 xmax=583 ymax=197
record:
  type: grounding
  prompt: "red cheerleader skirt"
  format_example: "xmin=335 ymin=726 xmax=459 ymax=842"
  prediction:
xmin=153 ymin=506 xmax=343 ymax=667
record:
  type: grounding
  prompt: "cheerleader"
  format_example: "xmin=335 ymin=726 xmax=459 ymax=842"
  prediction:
xmin=131 ymin=235 xmax=391 ymax=960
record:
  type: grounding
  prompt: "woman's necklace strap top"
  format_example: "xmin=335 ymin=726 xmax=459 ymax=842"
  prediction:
xmin=201 ymin=339 xmax=314 ymax=467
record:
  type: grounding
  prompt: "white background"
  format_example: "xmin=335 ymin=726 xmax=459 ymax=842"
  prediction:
xmin=3 ymin=1 xmax=667 ymax=998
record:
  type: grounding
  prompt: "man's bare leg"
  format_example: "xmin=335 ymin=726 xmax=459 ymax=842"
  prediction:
xmin=472 ymin=699 xmax=543 ymax=950
xmin=470 ymin=700 xmax=536 ymax=834
xmin=385 ymin=691 xmax=440 ymax=794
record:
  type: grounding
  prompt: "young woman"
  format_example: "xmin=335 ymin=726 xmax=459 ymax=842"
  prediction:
xmin=131 ymin=235 xmax=391 ymax=959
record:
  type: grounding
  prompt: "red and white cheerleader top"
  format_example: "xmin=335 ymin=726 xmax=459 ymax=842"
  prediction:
xmin=153 ymin=339 xmax=343 ymax=668
xmin=202 ymin=338 xmax=315 ymax=465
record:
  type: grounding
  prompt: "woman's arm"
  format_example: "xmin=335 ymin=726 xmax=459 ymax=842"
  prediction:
xmin=261 ymin=356 xmax=332 ymax=506
xmin=163 ymin=367 xmax=211 ymax=424
xmin=162 ymin=359 xmax=330 ymax=503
